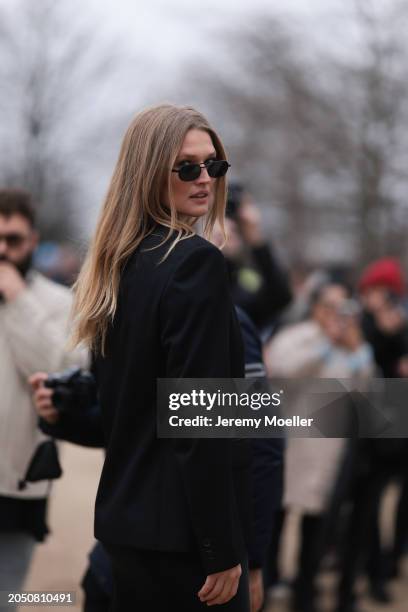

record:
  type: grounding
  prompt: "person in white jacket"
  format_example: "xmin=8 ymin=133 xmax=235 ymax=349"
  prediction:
xmin=0 ymin=189 xmax=86 ymax=600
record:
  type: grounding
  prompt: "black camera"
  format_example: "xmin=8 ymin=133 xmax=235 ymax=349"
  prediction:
xmin=226 ymin=182 xmax=244 ymax=219
xmin=44 ymin=367 xmax=97 ymax=414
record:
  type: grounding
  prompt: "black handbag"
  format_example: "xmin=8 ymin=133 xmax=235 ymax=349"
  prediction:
xmin=18 ymin=439 xmax=63 ymax=490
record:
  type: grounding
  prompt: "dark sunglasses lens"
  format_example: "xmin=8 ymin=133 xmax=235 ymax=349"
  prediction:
xmin=207 ymin=160 xmax=229 ymax=178
xmin=179 ymin=164 xmax=201 ymax=182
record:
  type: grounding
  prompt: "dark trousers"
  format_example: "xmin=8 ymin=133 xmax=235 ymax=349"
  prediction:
xmin=264 ymin=509 xmax=285 ymax=587
xmin=329 ymin=441 xmax=391 ymax=609
xmin=292 ymin=514 xmax=324 ymax=611
xmin=82 ymin=568 xmax=111 ymax=612
xmin=105 ymin=545 xmax=250 ymax=612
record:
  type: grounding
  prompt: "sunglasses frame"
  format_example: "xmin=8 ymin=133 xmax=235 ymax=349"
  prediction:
xmin=171 ymin=159 xmax=231 ymax=182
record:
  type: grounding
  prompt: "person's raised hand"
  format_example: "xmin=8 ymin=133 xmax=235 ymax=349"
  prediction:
xmin=28 ymin=372 xmax=59 ymax=425
xmin=0 ymin=261 xmax=26 ymax=302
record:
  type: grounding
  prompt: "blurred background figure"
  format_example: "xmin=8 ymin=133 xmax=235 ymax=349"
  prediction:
xmin=355 ymin=258 xmax=408 ymax=604
xmin=317 ymin=259 xmax=408 ymax=612
xmin=212 ymin=182 xmax=292 ymax=336
xmin=276 ymin=268 xmax=331 ymax=327
xmin=263 ymin=280 xmax=374 ymax=612
xmin=359 ymin=258 xmax=408 ymax=379
xmin=0 ymin=189 xmax=87 ymax=609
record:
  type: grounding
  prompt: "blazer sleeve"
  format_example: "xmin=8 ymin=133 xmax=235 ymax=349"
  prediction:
xmin=160 ymin=242 xmax=246 ymax=574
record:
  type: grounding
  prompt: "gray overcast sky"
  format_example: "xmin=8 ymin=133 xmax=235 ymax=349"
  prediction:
xmin=79 ymin=0 xmax=359 ymax=113
xmin=87 ymin=0 xmax=350 ymax=68
xmin=0 ymin=0 xmax=360 ymax=107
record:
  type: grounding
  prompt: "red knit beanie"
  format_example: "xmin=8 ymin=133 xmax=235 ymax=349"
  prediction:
xmin=359 ymin=257 xmax=405 ymax=296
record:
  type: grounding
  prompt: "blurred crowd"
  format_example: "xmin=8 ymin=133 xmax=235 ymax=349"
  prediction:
xmin=215 ymin=184 xmax=408 ymax=612
xmin=1 ymin=185 xmax=408 ymax=612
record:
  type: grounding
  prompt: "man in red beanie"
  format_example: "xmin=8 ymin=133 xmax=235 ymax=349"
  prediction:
xmin=357 ymin=257 xmax=408 ymax=606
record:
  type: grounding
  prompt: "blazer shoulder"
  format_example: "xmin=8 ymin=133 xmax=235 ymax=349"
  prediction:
xmin=161 ymin=235 xmax=229 ymax=305
xmin=169 ymin=235 xmax=228 ymax=284
xmin=143 ymin=230 xmax=225 ymax=269
xmin=174 ymin=233 xmax=224 ymax=260
xmin=124 ymin=231 xmax=226 ymax=289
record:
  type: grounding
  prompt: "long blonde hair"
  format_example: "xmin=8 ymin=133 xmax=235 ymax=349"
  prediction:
xmin=71 ymin=104 xmax=228 ymax=354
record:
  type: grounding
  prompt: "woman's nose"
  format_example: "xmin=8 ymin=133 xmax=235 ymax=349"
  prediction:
xmin=196 ymin=166 xmax=211 ymax=183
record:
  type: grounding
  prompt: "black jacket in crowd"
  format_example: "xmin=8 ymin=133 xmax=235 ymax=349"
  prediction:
xmin=236 ymin=307 xmax=284 ymax=569
xmin=228 ymin=244 xmax=292 ymax=331
xmin=362 ymin=310 xmax=408 ymax=378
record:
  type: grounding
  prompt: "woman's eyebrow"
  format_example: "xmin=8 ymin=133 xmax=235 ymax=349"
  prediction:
xmin=176 ymin=150 xmax=217 ymax=160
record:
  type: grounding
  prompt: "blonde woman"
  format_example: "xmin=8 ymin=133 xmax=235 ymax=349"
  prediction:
xmin=71 ymin=105 xmax=250 ymax=611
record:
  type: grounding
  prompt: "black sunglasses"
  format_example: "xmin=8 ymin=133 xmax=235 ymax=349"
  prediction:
xmin=0 ymin=233 xmax=27 ymax=248
xmin=172 ymin=159 xmax=231 ymax=182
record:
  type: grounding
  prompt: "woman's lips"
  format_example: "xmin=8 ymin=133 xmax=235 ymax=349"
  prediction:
xmin=190 ymin=192 xmax=209 ymax=200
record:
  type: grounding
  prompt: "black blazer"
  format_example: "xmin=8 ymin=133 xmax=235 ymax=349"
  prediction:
xmin=93 ymin=226 xmax=249 ymax=574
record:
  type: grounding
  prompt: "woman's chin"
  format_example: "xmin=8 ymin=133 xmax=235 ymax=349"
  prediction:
xmin=179 ymin=202 xmax=210 ymax=218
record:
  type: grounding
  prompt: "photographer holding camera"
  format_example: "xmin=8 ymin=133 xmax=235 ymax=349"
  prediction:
xmin=29 ymin=369 xmax=110 ymax=612
xmin=0 ymin=190 xmax=87 ymax=601
xmin=219 ymin=183 xmax=292 ymax=333
xmin=30 ymin=368 xmax=102 ymax=446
